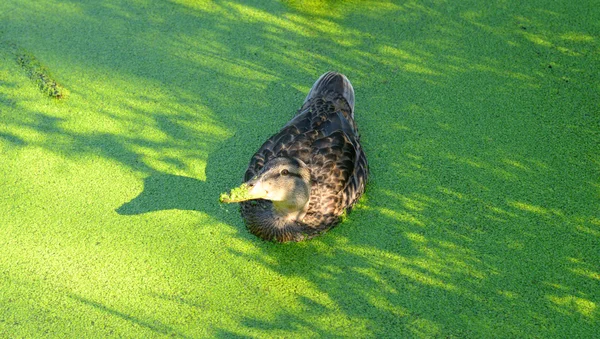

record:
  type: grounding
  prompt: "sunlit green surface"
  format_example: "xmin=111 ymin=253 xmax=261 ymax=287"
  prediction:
xmin=1 ymin=0 xmax=598 ymax=337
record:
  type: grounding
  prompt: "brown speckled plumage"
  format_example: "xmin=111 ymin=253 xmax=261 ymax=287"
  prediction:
xmin=240 ymin=72 xmax=368 ymax=242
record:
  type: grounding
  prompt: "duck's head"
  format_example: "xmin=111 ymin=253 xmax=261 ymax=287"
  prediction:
xmin=220 ymin=157 xmax=312 ymax=220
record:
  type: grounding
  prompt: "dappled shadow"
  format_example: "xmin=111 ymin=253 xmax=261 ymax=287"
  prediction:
xmin=1 ymin=0 xmax=598 ymax=337
xmin=68 ymin=294 xmax=193 ymax=339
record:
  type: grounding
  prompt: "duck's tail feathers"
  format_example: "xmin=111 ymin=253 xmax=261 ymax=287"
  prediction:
xmin=304 ymin=72 xmax=355 ymax=113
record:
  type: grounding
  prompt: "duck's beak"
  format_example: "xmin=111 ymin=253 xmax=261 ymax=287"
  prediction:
xmin=219 ymin=178 xmax=268 ymax=203
xmin=245 ymin=177 xmax=269 ymax=199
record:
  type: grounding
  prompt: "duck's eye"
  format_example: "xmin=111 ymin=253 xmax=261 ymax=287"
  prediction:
xmin=281 ymin=169 xmax=289 ymax=176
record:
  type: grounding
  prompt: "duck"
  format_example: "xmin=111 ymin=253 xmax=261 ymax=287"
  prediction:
xmin=221 ymin=72 xmax=368 ymax=242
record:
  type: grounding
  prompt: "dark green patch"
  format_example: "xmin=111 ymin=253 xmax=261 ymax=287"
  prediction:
xmin=15 ymin=48 xmax=67 ymax=99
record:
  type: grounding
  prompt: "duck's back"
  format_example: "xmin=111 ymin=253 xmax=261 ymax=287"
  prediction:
xmin=242 ymin=72 xmax=368 ymax=241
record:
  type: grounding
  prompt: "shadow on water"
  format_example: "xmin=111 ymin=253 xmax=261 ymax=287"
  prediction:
xmin=1 ymin=0 xmax=599 ymax=337
xmin=116 ymin=173 xmax=208 ymax=215
xmin=68 ymin=293 xmax=194 ymax=339
xmin=115 ymin=135 xmax=249 ymax=229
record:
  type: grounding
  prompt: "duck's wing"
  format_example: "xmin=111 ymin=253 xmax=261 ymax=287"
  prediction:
xmin=302 ymin=72 xmax=367 ymax=208
xmin=309 ymin=110 xmax=368 ymax=209
xmin=342 ymin=133 xmax=368 ymax=208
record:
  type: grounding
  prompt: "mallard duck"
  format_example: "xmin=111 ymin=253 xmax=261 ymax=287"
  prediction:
xmin=221 ymin=72 xmax=368 ymax=242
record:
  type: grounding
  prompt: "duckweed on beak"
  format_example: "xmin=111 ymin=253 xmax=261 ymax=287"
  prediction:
xmin=219 ymin=183 xmax=254 ymax=203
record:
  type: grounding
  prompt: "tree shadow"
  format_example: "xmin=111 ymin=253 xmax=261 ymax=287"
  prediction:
xmin=68 ymin=293 xmax=193 ymax=339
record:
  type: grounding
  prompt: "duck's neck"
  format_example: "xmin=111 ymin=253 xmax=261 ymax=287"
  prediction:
xmin=243 ymin=200 xmax=316 ymax=242
xmin=271 ymin=179 xmax=311 ymax=222
xmin=272 ymin=200 xmax=309 ymax=222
